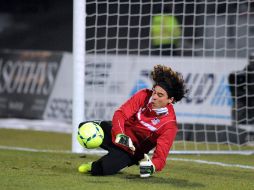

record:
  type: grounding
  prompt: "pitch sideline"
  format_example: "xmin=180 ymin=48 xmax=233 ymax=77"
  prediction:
xmin=1 ymin=145 xmax=254 ymax=170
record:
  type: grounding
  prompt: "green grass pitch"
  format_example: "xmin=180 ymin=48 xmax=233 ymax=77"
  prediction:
xmin=0 ymin=128 xmax=254 ymax=190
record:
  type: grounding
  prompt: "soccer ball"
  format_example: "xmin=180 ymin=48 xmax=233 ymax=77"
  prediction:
xmin=77 ymin=122 xmax=104 ymax=149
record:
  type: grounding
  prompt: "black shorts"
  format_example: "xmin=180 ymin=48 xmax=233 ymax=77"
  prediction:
xmin=81 ymin=120 xmax=138 ymax=176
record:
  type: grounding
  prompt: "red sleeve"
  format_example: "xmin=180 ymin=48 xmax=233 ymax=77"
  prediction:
xmin=152 ymin=122 xmax=178 ymax=171
xmin=112 ymin=89 xmax=151 ymax=137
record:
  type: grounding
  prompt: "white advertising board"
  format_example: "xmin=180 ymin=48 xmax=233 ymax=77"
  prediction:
xmin=2 ymin=51 xmax=247 ymax=128
xmin=55 ymin=54 xmax=246 ymax=125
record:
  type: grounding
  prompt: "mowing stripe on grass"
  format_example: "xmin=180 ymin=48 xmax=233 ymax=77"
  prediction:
xmin=168 ymin=157 xmax=254 ymax=170
xmin=1 ymin=145 xmax=254 ymax=170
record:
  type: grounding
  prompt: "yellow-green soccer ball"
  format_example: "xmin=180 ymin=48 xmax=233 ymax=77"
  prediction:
xmin=77 ymin=122 xmax=104 ymax=149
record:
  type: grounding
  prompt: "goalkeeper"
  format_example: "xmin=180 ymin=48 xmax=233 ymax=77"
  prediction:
xmin=78 ymin=64 xmax=187 ymax=177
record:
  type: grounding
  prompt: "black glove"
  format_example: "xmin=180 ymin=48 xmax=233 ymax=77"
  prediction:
xmin=115 ymin=134 xmax=136 ymax=151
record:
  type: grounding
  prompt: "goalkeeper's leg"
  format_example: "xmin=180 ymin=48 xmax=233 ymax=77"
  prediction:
xmin=78 ymin=120 xmax=137 ymax=175
xmin=98 ymin=120 xmax=114 ymax=150
xmin=91 ymin=147 xmax=135 ymax=176
xmin=92 ymin=121 xmax=137 ymax=175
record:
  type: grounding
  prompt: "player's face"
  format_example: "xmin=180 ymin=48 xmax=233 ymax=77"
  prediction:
xmin=151 ymin=85 xmax=173 ymax=109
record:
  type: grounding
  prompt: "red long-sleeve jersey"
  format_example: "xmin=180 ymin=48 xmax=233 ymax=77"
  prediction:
xmin=112 ymin=89 xmax=178 ymax=171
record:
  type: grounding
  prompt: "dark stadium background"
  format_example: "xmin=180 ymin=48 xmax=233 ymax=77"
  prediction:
xmin=0 ymin=0 xmax=73 ymax=52
xmin=2 ymin=0 xmax=248 ymax=56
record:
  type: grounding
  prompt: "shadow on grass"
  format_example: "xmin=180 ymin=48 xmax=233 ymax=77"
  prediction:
xmin=118 ymin=173 xmax=205 ymax=188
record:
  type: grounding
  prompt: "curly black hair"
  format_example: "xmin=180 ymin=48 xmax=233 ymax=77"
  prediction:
xmin=150 ymin=64 xmax=187 ymax=103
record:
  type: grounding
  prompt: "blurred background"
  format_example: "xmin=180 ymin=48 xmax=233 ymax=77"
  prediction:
xmin=1 ymin=0 xmax=254 ymax=57
xmin=0 ymin=0 xmax=72 ymax=52
xmin=0 ymin=0 xmax=254 ymax=152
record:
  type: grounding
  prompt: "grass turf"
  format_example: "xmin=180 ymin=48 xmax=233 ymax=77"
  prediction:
xmin=0 ymin=128 xmax=254 ymax=190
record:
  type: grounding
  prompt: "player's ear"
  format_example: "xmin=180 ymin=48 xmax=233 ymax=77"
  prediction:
xmin=168 ymin=97 xmax=174 ymax=104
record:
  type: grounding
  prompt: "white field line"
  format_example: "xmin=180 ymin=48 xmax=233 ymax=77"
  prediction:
xmin=0 ymin=145 xmax=72 ymax=153
xmin=167 ymin=157 xmax=254 ymax=170
xmin=0 ymin=145 xmax=105 ymax=155
xmin=1 ymin=145 xmax=254 ymax=170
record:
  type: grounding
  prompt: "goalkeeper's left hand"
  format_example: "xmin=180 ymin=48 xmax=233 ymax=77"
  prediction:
xmin=139 ymin=154 xmax=155 ymax=178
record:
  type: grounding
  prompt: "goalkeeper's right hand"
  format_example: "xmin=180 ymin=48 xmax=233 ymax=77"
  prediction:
xmin=139 ymin=154 xmax=155 ymax=178
xmin=115 ymin=134 xmax=136 ymax=152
